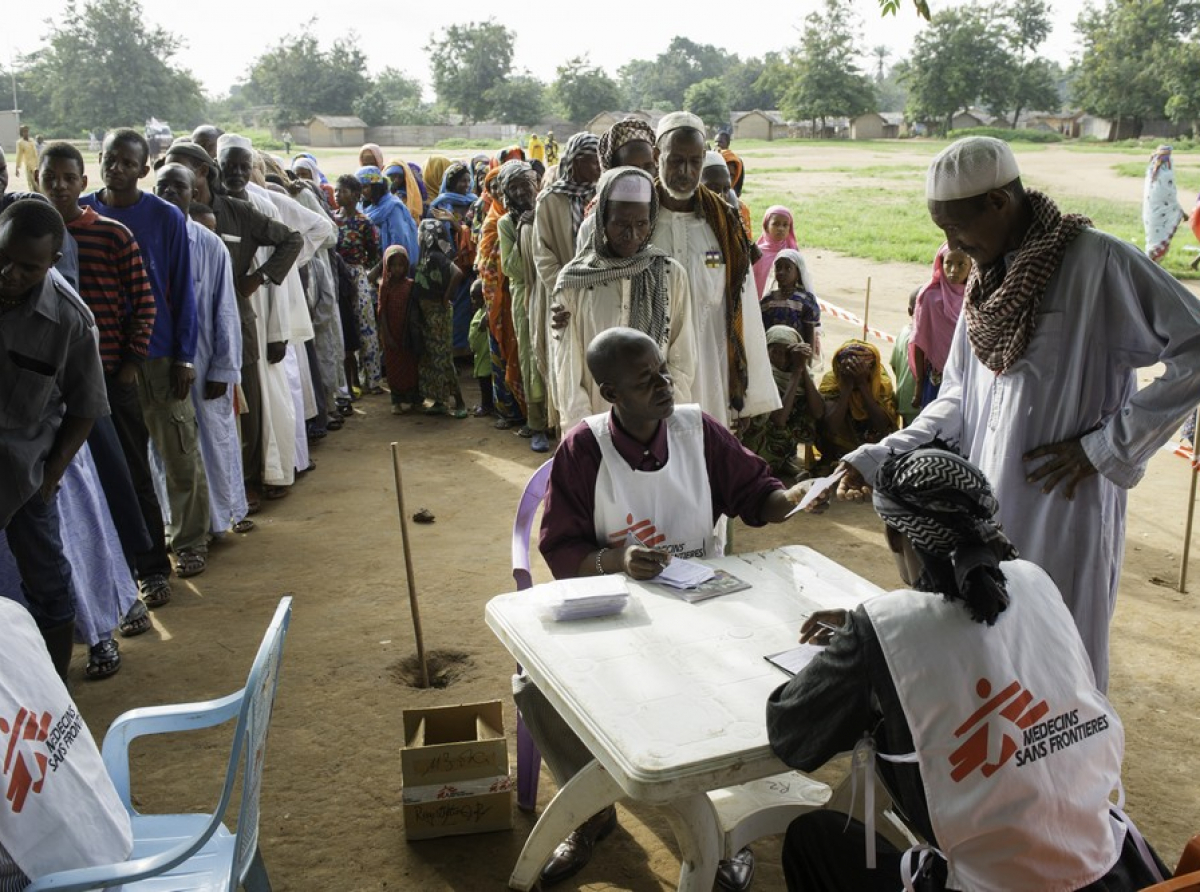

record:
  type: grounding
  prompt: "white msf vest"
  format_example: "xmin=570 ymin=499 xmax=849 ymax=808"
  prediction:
xmin=863 ymin=560 xmax=1124 ymax=892
xmin=586 ymin=405 xmax=717 ymax=560
xmin=0 ymin=600 xmax=131 ymax=881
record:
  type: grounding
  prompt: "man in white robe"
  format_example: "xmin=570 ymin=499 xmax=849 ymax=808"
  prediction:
xmin=153 ymin=164 xmax=247 ymax=535
xmin=647 ymin=112 xmax=779 ymax=430
xmin=843 ymin=137 xmax=1200 ymax=691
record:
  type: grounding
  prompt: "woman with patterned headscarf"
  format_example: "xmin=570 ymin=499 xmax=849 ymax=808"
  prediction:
xmin=551 ymin=167 xmax=697 ymax=433
xmin=413 ymin=219 xmax=468 ymax=416
xmin=478 ymin=165 xmax=526 ymax=428
xmin=767 ymin=443 xmax=1165 ymax=892
xmin=533 ymin=132 xmax=602 ymax=429
xmin=817 ymin=339 xmax=898 ymax=462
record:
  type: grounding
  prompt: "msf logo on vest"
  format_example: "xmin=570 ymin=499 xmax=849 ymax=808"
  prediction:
xmin=1 ymin=708 xmax=52 ymax=813
xmin=608 ymin=514 xmax=667 ymax=549
xmin=949 ymin=678 xmax=1050 ymax=783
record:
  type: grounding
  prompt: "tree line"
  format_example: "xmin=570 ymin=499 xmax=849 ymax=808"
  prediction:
xmin=4 ymin=0 xmax=1199 ymax=139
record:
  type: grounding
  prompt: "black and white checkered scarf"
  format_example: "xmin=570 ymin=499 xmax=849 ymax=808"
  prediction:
xmin=873 ymin=446 xmax=1018 ymax=624
xmin=554 ymin=167 xmax=671 ymax=346
xmin=547 ymin=132 xmax=600 ymax=235
xmin=964 ymin=190 xmax=1091 ymax=373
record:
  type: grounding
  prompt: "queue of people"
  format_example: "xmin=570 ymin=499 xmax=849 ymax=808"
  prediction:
xmin=2 ymin=120 xmax=1199 ymax=891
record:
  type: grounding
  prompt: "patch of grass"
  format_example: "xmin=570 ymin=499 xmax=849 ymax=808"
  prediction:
xmin=1112 ymin=161 xmax=1200 ymax=194
xmin=434 ymin=137 xmax=509 ymax=150
xmin=949 ymin=126 xmax=1063 ymax=144
xmin=745 ymin=184 xmax=944 ymax=264
xmin=754 ymin=163 xmax=924 ymax=178
xmin=744 ymin=178 xmax=1200 ymax=279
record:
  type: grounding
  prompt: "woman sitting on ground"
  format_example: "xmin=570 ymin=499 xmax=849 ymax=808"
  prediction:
xmin=817 ymin=339 xmax=899 ymax=465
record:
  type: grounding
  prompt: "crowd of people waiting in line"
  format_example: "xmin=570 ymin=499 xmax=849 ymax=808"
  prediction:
xmin=3 ymin=112 xmax=1200 ymax=890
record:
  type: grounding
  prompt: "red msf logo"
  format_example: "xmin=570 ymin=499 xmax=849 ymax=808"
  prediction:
xmin=608 ymin=513 xmax=666 ymax=548
xmin=1 ymin=708 xmax=52 ymax=813
xmin=948 ymin=678 xmax=1049 ymax=783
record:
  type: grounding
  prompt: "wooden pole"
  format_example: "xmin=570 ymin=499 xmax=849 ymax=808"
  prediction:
xmin=862 ymin=277 xmax=872 ymax=340
xmin=391 ymin=442 xmax=430 ymax=688
xmin=1179 ymin=409 xmax=1200 ymax=593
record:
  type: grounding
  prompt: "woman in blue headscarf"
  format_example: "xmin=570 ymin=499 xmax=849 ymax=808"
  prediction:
xmin=427 ymin=161 xmax=480 ymax=354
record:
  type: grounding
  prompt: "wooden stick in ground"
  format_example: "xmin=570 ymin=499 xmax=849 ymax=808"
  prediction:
xmin=1179 ymin=408 xmax=1200 ymax=593
xmin=862 ymin=277 xmax=872 ymax=340
xmin=391 ymin=442 xmax=430 ymax=688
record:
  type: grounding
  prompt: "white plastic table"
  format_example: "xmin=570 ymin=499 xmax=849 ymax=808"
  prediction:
xmin=485 ymin=545 xmax=882 ymax=891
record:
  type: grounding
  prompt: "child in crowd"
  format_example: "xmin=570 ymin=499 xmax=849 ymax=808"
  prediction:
xmin=890 ymin=288 xmax=921 ymax=428
xmin=467 ymin=283 xmax=494 ymax=417
xmin=701 ymin=152 xmax=754 ymax=244
xmin=740 ymin=326 xmax=824 ymax=479
xmin=760 ymin=249 xmax=820 ymax=354
xmin=817 ymin=339 xmax=899 ymax=464
xmin=753 ymin=205 xmax=799 ymax=296
xmin=910 ymin=244 xmax=970 ymax=410
xmin=332 ymin=174 xmax=382 ymax=398
xmin=377 ymin=246 xmax=421 ymax=414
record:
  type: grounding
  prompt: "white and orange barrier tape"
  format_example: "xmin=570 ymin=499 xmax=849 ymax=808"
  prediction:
xmin=816 ymin=298 xmax=898 ymax=345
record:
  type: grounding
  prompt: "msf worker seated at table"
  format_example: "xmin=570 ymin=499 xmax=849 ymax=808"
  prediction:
xmin=766 ymin=445 xmax=1169 ymax=892
xmin=525 ymin=327 xmax=819 ymax=891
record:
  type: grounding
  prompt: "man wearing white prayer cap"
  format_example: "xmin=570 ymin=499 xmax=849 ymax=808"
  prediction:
xmin=644 ymin=111 xmax=780 ymax=431
xmin=840 ymin=135 xmax=1200 ymax=691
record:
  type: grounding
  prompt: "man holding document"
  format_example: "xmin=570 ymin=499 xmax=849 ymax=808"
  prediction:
xmin=524 ymin=327 xmax=820 ymax=890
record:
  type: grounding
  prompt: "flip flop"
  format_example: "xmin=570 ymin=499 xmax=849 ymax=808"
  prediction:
xmin=118 ymin=600 xmax=152 ymax=637
xmin=233 ymin=519 xmax=256 ymax=534
xmin=86 ymin=639 xmax=121 ymax=679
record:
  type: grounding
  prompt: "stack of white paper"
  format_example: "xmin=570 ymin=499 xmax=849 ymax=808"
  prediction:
xmin=652 ymin=557 xmax=716 ymax=589
xmin=549 ymin=576 xmax=631 ymax=621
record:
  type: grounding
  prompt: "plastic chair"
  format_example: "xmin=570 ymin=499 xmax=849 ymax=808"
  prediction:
xmin=27 ymin=596 xmax=293 ymax=892
xmin=1145 ymin=833 xmax=1200 ymax=891
xmin=511 ymin=459 xmax=554 ymax=811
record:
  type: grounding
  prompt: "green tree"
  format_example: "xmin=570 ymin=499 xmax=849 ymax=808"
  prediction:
xmin=684 ymin=78 xmax=731 ymax=127
xmin=902 ymin=6 xmax=1011 ymax=134
xmin=353 ymin=88 xmax=391 ymax=127
xmin=777 ymin=0 xmax=876 ymax=134
xmin=428 ymin=20 xmax=515 ymax=123
xmin=619 ymin=38 xmax=736 ymax=110
xmin=243 ymin=31 xmax=370 ymax=122
xmin=552 ymin=56 xmax=622 ymax=123
xmin=1073 ymin=0 xmax=1200 ymax=138
xmin=18 ymin=0 xmax=204 ymax=133
xmin=1164 ymin=40 xmax=1200 ymax=134
xmin=485 ymin=74 xmax=548 ymax=125
xmin=998 ymin=0 xmax=1060 ymax=126
xmin=374 ymin=67 xmax=423 ymax=106
xmin=722 ymin=56 xmax=780 ymax=111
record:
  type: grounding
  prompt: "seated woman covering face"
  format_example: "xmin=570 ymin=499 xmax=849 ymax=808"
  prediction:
xmin=817 ymin=339 xmax=899 ymax=465
xmin=766 ymin=445 xmax=1169 ymax=892
xmin=0 ymin=600 xmax=132 ymax=889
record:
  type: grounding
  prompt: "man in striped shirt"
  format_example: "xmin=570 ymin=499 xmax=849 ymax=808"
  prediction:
xmin=37 ymin=141 xmax=175 ymax=609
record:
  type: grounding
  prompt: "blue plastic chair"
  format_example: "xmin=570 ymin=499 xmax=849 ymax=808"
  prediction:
xmin=511 ymin=459 xmax=553 ymax=811
xmin=27 ymin=596 xmax=293 ymax=892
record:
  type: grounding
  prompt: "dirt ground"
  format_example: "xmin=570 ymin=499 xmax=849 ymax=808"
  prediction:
xmin=66 ymin=143 xmax=1199 ymax=891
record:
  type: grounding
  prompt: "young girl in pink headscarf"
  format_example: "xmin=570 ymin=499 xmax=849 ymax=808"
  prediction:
xmin=753 ymin=205 xmax=798 ymax=296
xmin=909 ymin=244 xmax=971 ymax=410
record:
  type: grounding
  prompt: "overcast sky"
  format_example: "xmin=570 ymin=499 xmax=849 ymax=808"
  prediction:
xmin=5 ymin=0 xmax=1095 ymax=99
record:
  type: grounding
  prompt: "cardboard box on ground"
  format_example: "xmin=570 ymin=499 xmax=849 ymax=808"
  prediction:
xmin=401 ymin=700 xmax=513 ymax=840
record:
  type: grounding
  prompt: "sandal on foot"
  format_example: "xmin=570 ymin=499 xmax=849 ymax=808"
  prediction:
xmin=451 ymin=407 xmax=468 ymax=419
xmin=516 ymin=425 xmax=534 ymax=439
xmin=471 ymin=405 xmax=491 ymax=418
xmin=139 ymin=574 xmax=172 ymax=608
xmin=264 ymin=485 xmax=291 ymax=500
xmin=424 ymin=403 xmax=448 ymax=416
xmin=326 ymin=416 xmax=344 ymax=430
xmin=175 ymin=549 xmax=207 ymax=578
xmin=233 ymin=519 xmax=256 ymax=534
xmin=494 ymin=417 xmax=520 ymax=430
xmin=86 ymin=639 xmax=121 ymax=679
xmin=337 ymin=401 xmax=354 ymax=417
xmin=118 ymin=600 xmax=152 ymax=637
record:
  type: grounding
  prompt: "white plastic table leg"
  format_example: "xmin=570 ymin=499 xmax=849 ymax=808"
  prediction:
xmin=661 ymin=791 xmax=722 ymax=892
xmin=507 ymin=759 xmax=623 ymax=891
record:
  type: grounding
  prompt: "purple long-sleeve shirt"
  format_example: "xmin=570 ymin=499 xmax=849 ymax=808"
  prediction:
xmin=538 ymin=409 xmax=784 ymax=579
xmin=80 ymin=190 xmax=197 ymax=363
